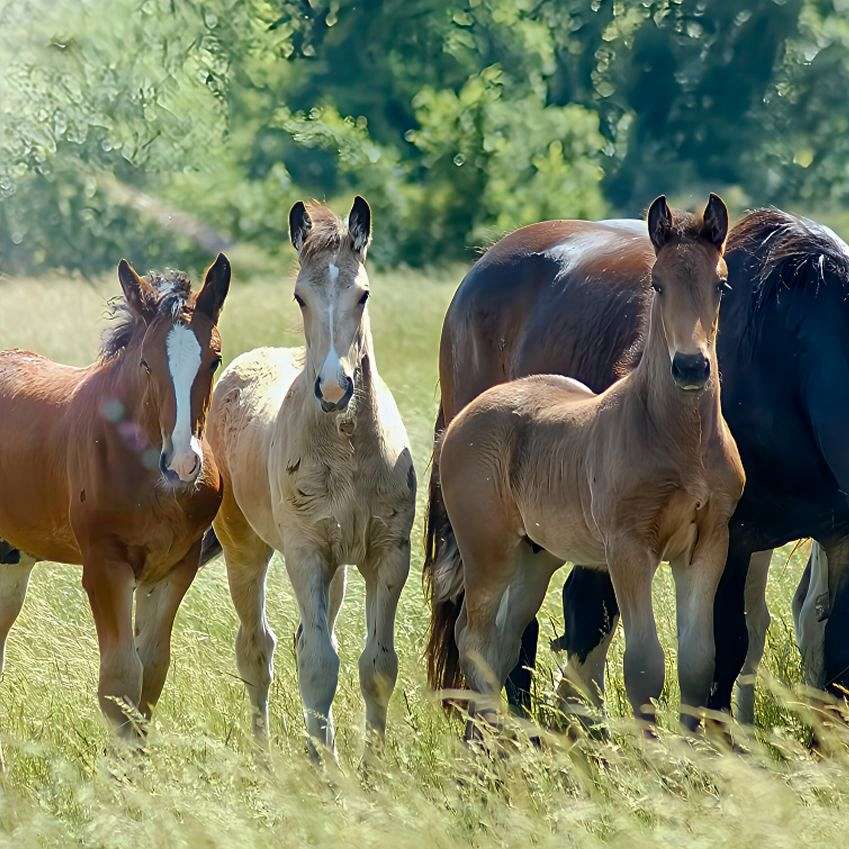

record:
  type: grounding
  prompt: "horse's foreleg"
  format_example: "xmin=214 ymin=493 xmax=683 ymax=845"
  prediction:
xmin=82 ymin=554 xmax=143 ymax=738
xmin=821 ymin=537 xmax=849 ymax=698
xmin=736 ymin=549 xmax=774 ymax=724
xmin=607 ymin=541 xmax=662 ymax=726
xmin=135 ymin=543 xmax=201 ymax=718
xmin=555 ymin=566 xmax=620 ymax=718
xmin=671 ymin=526 xmax=729 ymax=731
xmin=285 ymin=545 xmax=340 ymax=757
xmin=0 ymin=555 xmax=34 ymax=771
xmin=357 ymin=540 xmax=410 ymax=742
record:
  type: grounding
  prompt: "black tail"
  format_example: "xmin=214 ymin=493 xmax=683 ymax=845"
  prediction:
xmin=422 ymin=403 xmax=465 ymax=694
xmin=199 ymin=527 xmax=223 ymax=566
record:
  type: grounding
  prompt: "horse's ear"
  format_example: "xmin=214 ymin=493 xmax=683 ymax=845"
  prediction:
xmin=117 ymin=259 xmax=155 ymax=320
xmin=196 ymin=253 xmax=231 ymax=322
xmin=289 ymin=201 xmax=312 ymax=253
xmin=348 ymin=195 xmax=371 ymax=257
xmin=647 ymin=195 xmax=673 ymax=253
xmin=701 ymin=193 xmax=729 ymax=252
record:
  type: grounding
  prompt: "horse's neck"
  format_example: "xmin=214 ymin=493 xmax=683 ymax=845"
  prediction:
xmin=631 ymin=314 xmax=722 ymax=455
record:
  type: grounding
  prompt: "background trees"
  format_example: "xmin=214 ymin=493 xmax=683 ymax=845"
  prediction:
xmin=3 ymin=0 xmax=849 ymax=273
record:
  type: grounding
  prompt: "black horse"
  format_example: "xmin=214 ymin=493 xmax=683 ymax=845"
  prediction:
xmin=423 ymin=207 xmax=849 ymax=719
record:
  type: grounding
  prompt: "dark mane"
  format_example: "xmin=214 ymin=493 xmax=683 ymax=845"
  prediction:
xmin=101 ymin=270 xmax=193 ymax=358
xmin=728 ymin=208 xmax=849 ymax=313
xmin=300 ymin=202 xmax=348 ymax=262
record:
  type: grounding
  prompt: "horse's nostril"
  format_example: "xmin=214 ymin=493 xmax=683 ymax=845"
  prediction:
xmin=314 ymin=375 xmax=323 ymax=401
xmin=672 ymin=353 xmax=710 ymax=387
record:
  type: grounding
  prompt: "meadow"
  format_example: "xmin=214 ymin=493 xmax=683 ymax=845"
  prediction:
xmin=0 ymin=260 xmax=844 ymax=848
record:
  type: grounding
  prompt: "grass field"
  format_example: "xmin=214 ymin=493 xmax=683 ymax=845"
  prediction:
xmin=0 ymin=261 xmax=845 ymax=848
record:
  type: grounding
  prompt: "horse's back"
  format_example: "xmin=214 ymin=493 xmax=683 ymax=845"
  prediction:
xmin=440 ymin=219 xmax=652 ymax=420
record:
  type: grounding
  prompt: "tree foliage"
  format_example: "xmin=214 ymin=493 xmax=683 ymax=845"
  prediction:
xmin=1 ymin=0 xmax=848 ymax=273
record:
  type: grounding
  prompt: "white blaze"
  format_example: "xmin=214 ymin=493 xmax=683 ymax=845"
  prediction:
xmin=166 ymin=324 xmax=202 ymax=478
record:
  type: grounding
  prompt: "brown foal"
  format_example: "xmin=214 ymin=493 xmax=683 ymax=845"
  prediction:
xmin=428 ymin=195 xmax=745 ymax=733
xmin=0 ymin=255 xmax=230 ymax=750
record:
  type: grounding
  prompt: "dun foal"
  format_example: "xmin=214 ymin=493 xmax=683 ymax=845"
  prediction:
xmin=429 ymin=195 xmax=744 ymax=732
xmin=0 ymin=256 xmax=230 ymax=757
xmin=207 ymin=197 xmax=415 ymax=756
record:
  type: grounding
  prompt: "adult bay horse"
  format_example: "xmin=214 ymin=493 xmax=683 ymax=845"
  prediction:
xmin=429 ymin=195 xmax=744 ymax=731
xmin=0 ymin=255 xmax=230 ymax=756
xmin=206 ymin=198 xmax=415 ymax=757
xmin=424 ymin=205 xmax=849 ymax=722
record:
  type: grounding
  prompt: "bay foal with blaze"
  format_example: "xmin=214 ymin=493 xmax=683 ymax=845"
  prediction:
xmin=207 ymin=197 xmax=415 ymax=756
xmin=428 ymin=196 xmax=744 ymax=732
xmin=0 ymin=255 xmax=230 ymax=756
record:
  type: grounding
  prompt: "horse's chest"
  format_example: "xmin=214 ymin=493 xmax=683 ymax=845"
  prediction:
xmin=283 ymin=459 xmax=385 ymax=562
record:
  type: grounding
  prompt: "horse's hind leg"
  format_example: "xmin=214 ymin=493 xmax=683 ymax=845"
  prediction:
xmin=216 ymin=500 xmax=275 ymax=745
xmin=505 ymin=618 xmax=539 ymax=718
xmin=357 ymin=536 xmax=411 ymax=742
xmin=0 ymin=551 xmax=34 ymax=770
xmin=793 ymin=542 xmax=827 ymax=689
xmin=554 ymin=567 xmax=620 ymax=720
xmin=135 ymin=543 xmax=201 ymax=719
xmin=736 ymin=549 xmax=773 ymax=724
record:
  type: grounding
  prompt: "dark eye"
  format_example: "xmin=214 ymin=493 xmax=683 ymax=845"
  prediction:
xmin=293 ymin=293 xmax=305 ymax=307
xmin=211 ymin=356 xmax=222 ymax=372
xmin=140 ymin=359 xmax=151 ymax=374
xmin=651 ymin=279 xmax=663 ymax=294
xmin=716 ymin=279 xmax=731 ymax=295
xmin=358 ymin=290 xmax=370 ymax=305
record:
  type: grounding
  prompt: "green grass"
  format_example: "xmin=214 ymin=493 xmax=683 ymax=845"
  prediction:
xmin=0 ymin=263 xmax=846 ymax=848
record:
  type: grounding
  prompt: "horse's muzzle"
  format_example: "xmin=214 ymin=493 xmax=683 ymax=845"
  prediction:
xmin=671 ymin=352 xmax=710 ymax=391
xmin=314 ymin=374 xmax=354 ymax=413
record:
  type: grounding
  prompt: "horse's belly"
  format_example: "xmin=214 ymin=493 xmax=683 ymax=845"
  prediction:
xmin=522 ymin=505 xmax=606 ymax=566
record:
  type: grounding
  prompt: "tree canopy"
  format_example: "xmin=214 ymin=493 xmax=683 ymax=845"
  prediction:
xmin=2 ymin=0 xmax=848 ymax=273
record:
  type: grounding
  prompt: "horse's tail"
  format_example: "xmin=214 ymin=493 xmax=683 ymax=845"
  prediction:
xmin=423 ymin=404 xmax=465 ymax=694
xmin=199 ymin=526 xmax=223 ymax=567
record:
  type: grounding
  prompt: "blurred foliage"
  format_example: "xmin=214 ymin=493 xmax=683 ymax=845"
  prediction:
xmin=1 ymin=0 xmax=849 ymax=273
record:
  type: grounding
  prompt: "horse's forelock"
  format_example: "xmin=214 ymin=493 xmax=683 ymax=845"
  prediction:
xmin=100 ymin=269 xmax=193 ymax=359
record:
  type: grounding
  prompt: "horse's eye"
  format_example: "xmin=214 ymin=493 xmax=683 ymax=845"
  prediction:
xmin=293 ymin=293 xmax=305 ymax=307
xmin=651 ymin=280 xmax=663 ymax=295
xmin=211 ymin=356 xmax=222 ymax=372
xmin=358 ymin=290 xmax=370 ymax=305
xmin=717 ymin=279 xmax=732 ymax=295
xmin=140 ymin=359 xmax=151 ymax=374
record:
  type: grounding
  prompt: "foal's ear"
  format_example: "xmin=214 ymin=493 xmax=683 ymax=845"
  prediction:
xmin=348 ymin=195 xmax=372 ymax=257
xmin=289 ymin=201 xmax=312 ymax=253
xmin=701 ymin=193 xmax=729 ymax=252
xmin=117 ymin=259 xmax=155 ymax=321
xmin=647 ymin=195 xmax=674 ymax=253
xmin=196 ymin=253 xmax=231 ymax=322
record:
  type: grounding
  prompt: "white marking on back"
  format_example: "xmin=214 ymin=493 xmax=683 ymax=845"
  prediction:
xmin=166 ymin=324 xmax=202 ymax=456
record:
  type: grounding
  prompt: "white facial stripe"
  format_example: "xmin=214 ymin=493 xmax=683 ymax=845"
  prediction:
xmin=166 ymin=325 xmax=202 ymax=456
xmin=328 ymin=262 xmax=339 ymax=283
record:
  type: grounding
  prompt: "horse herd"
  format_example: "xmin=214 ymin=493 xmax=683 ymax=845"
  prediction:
xmin=0 ymin=193 xmax=848 ymax=762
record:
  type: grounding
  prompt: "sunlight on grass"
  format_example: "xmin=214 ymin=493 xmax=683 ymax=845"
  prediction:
xmin=0 ymin=266 xmax=842 ymax=848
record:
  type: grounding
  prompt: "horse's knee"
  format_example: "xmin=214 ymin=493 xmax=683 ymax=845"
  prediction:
xmin=296 ymin=626 xmax=339 ymax=708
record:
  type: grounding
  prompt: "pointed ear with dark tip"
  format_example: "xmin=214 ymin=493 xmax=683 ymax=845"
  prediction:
xmin=647 ymin=195 xmax=674 ymax=253
xmin=701 ymin=193 xmax=729 ymax=252
xmin=289 ymin=201 xmax=312 ymax=253
xmin=195 ymin=253 xmax=231 ymax=321
xmin=117 ymin=259 xmax=155 ymax=321
xmin=348 ymin=195 xmax=372 ymax=257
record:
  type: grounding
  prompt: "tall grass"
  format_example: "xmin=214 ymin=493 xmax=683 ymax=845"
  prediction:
xmin=0 ymin=262 xmax=843 ymax=848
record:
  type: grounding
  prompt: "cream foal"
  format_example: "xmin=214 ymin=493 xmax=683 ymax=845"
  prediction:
xmin=208 ymin=198 xmax=415 ymax=756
